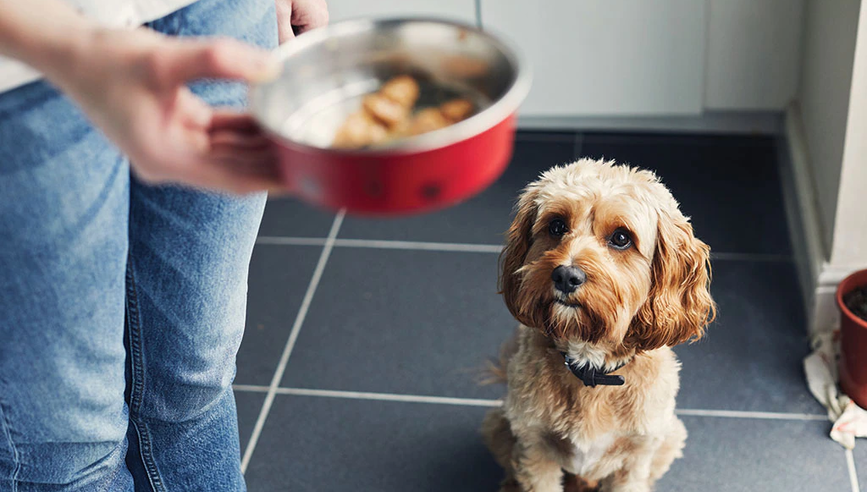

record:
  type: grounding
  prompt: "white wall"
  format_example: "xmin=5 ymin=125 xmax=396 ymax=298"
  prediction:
xmin=797 ymin=0 xmax=861 ymax=254
xmin=831 ymin=1 xmax=867 ymax=267
xmin=705 ymin=0 xmax=804 ymax=110
xmin=481 ymin=0 xmax=705 ymax=117
xmin=325 ymin=0 xmax=476 ymax=24
xmin=323 ymin=1 xmax=806 ymax=118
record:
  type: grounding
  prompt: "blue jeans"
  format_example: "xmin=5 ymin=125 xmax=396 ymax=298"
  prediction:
xmin=0 ymin=0 xmax=277 ymax=490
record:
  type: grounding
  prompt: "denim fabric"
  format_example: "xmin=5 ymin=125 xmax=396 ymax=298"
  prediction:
xmin=0 ymin=0 xmax=277 ymax=490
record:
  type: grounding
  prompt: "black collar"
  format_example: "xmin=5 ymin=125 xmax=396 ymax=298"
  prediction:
xmin=561 ymin=352 xmax=628 ymax=387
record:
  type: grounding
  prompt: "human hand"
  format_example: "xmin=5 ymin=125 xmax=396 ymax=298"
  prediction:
xmin=48 ymin=27 xmax=286 ymax=194
xmin=275 ymin=0 xmax=329 ymax=44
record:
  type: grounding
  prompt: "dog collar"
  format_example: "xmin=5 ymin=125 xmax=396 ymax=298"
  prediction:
xmin=561 ymin=352 xmax=627 ymax=387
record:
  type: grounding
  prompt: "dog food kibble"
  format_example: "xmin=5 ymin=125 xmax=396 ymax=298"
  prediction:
xmin=362 ymin=93 xmax=410 ymax=128
xmin=440 ymin=98 xmax=474 ymax=123
xmin=408 ymin=107 xmax=451 ymax=136
xmin=332 ymin=76 xmax=476 ymax=149
xmin=332 ymin=112 xmax=388 ymax=149
xmin=379 ymin=75 xmax=420 ymax=108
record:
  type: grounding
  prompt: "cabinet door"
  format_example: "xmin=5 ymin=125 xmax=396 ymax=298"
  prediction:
xmin=481 ymin=1 xmax=705 ymax=116
xmin=325 ymin=0 xmax=476 ymax=24
xmin=705 ymin=0 xmax=804 ymax=110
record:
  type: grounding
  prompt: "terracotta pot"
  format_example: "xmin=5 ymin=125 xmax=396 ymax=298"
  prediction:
xmin=837 ymin=268 xmax=867 ymax=408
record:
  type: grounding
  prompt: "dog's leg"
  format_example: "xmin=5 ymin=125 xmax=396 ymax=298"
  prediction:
xmin=647 ymin=417 xmax=687 ymax=485
xmin=599 ymin=436 xmax=658 ymax=492
xmin=512 ymin=439 xmax=564 ymax=492
xmin=564 ymin=474 xmax=601 ymax=492
xmin=482 ymin=407 xmax=522 ymax=491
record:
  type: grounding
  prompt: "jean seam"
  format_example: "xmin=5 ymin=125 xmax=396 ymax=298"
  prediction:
xmin=0 ymin=386 xmax=20 ymax=492
xmin=126 ymin=254 xmax=166 ymax=492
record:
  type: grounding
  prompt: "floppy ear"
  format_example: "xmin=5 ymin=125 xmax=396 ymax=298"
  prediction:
xmin=498 ymin=189 xmax=538 ymax=321
xmin=627 ymin=210 xmax=716 ymax=351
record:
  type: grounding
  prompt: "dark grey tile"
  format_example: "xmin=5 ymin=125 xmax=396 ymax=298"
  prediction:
xmin=659 ymin=416 xmax=849 ymax=492
xmin=258 ymin=197 xmax=336 ymax=238
xmin=855 ymin=443 xmax=866 ymax=491
xmin=515 ymin=130 xmax=578 ymax=141
xmin=281 ymin=247 xmax=513 ymax=399
xmin=236 ymin=244 xmax=322 ymax=385
xmin=234 ymin=390 xmax=265 ymax=456
xmin=243 ymin=395 xmax=501 ymax=492
xmin=675 ymin=260 xmax=824 ymax=414
xmin=337 ymin=133 xmax=577 ymax=244
xmin=580 ymin=133 xmax=792 ymax=256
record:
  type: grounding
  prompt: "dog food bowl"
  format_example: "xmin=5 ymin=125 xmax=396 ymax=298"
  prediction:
xmin=249 ymin=18 xmax=530 ymax=215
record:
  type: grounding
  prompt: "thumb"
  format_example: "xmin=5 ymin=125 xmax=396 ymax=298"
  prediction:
xmin=166 ymin=38 xmax=281 ymax=84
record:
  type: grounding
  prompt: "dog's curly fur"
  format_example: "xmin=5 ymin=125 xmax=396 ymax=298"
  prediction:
xmin=482 ymin=159 xmax=715 ymax=492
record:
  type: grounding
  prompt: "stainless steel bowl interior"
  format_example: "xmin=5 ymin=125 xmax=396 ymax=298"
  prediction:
xmin=250 ymin=18 xmax=529 ymax=152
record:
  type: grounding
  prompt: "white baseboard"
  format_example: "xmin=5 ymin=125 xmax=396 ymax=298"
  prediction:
xmin=518 ymin=111 xmax=784 ymax=135
xmin=782 ymin=103 xmax=861 ymax=335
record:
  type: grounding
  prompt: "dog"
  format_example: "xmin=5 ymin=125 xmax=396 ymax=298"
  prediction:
xmin=482 ymin=159 xmax=715 ymax=492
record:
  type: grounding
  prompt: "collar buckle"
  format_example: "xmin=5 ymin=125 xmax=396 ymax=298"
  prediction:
xmin=561 ymin=352 xmax=627 ymax=387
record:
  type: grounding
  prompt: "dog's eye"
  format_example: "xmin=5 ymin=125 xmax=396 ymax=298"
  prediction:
xmin=548 ymin=218 xmax=568 ymax=238
xmin=609 ymin=229 xmax=632 ymax=250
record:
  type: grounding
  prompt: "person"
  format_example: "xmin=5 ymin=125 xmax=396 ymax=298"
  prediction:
xmin=0 ymin=0 xmax=328 ymax=490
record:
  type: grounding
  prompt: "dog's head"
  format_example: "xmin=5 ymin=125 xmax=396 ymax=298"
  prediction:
xmin=499 ymin=159 xmax=715 ymax=355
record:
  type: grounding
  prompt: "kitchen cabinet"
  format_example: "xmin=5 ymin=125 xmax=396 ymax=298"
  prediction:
xmin=480 ymin=0 xmax=706 ymax=116
xmin=705 ymin=0 xmax=805 ymax=110
xmin=321 ymin=0 xmax=806 ymax=117
xmin=325 ymin=0 xmax=476 ymax=24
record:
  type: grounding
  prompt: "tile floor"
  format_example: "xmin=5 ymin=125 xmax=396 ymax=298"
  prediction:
xmin=234 ymin=131 xmax=859 ymax=491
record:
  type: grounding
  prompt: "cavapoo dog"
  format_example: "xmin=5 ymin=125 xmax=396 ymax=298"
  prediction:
xmin=482 ymin=159 xmax=715 ymax=492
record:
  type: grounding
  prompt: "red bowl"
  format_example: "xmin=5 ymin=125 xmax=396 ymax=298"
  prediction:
xmin=249 ymin=18 xmax=530 ymax=216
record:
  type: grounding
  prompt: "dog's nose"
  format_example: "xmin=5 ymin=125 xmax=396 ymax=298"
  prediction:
xmin=551 ymin=265 xmax=586 ymax=294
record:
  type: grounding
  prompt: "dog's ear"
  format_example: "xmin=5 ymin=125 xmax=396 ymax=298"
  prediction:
xmin=499 ymin=189 xmax=538 ymax=319
xmin=627 ymin=209 xmax=715 ymax=351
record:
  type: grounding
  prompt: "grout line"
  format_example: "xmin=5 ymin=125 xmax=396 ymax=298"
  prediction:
xmin=847 ymin=449 xmax=861 ymax=492
xmin=233 ymin=384 xmax=270 ymax=393
xmin=273 ymin=387 xmax=503 ymax=407
xmin=674 ymin=408 xmax=827 ymax=421
xmin=240 ymin=210 xmax=346 ymax=474
xmin=233 ymin=384 xmax=828 ymax=422
xmin=257 ymin=236 xmax=793 ymax=263
xmin=255 ymin=236 xmax=326 ymax=246
xmin=334 ymin=238 xmax=503 ymax=253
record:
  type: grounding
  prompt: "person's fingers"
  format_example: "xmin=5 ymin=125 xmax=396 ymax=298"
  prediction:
xmin=132 ymin=148 xmax=288 ymax=195
xmin=277 ymin=23 xmax=295 ymax=44
xmin=210 ymin=130 xmax=271 ymax=149
xmin=163 ymin=38 xmax=281 ymax=84
xmin=276 ymin=0 xmax=296 ymax=44
xmin=193 ymin=155 xmax=285 ymax=194
xmin=208 ymin=145 xmax=277 ymax=166
xmin=178 ymin=89 xmax=214 ymax=130
xmin=209 ymin=110 xmax=261 ymax=132
xmin=178 ymin=138 xmax=284 ymax=194
xmin=291 ymin=0 xmax=329 ymax=34
xmin=208 ymin=111 xmax=271 ymax=148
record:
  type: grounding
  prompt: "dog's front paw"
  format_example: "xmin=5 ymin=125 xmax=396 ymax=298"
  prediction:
xmin=564 ymin=474 xmax=600 ymax=492
xmin=499 ymin=477 xmax=522 ymax=492
xmin=607 ymin=483 xmax=650 ymax=492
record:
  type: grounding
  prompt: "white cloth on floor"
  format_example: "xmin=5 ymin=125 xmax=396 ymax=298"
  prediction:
xmin=804 ymin=331 xmax=867 ymax=449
